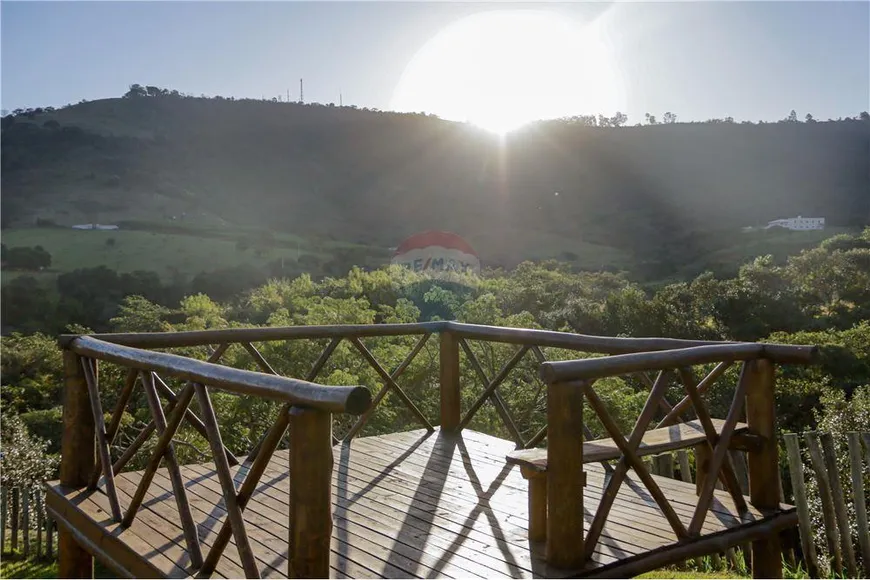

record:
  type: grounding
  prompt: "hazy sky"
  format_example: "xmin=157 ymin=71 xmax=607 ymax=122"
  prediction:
xmin=2 ymin=1 xmax=868 ymax=124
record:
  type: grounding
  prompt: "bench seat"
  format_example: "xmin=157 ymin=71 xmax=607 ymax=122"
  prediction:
xmin=505 ymin=419 xmax=753 ymax=542
xmin=506 ymin=419 xmax=750 ymax=473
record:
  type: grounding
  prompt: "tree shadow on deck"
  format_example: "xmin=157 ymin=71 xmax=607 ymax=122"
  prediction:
xmin=333 ymin=432 xmax=431 ymax=578
xmin=418 ymin=436 xmax=527 ymax=578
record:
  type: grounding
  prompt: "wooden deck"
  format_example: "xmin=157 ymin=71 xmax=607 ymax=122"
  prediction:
xmin=46 ymin=428 xmax=796 ymax=579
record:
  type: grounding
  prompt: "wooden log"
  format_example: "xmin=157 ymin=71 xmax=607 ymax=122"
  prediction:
xmin=36 ymin=489 xmax=44 ymax=559
xmin=677 ymin=367 xmax=747 ymax=512
xmin=152 ymin=370 xmax=239 ymax=466
xmin=862 ymin=432 xmax=870 ymax=467
xmin=654 ymin=453 xmax=675 ymax=479
xmin=122 ymin=378 xmax=196 ymax=526
xmin=89 ymin=368 xmax=138 ymax=489
xmin=677 ymin=450 xmax=692 ymax=483
xmin=585 ymin=371 xmax=686 ymax=557
xmin=820 ymin=432 xmax=857 ymax=577
xmin=345 ymin=333 xmax=430 ymax=441
xmin=59 ymin=349 xmax=94 ymax=579
xmin=61 ymin=321 xmax=442 ymax=349
xmin=744 ymin=358 xmax=781 ymax=579
xmin=460 ymin=338 xmax=525 ymax=446
xmin=46 ymin=517 xmax=54 ymax=559
xmin=847 ymin=432 xmax=870 ymax=576
xmin=241 ymin=341 xmax=278 ymax=375
xmin=246 ymin=338 xmax=340 ymax=461
xmin=80 ymin=358 xmax=122 ymax=522
xmin=288 ymin=406 xmax=333 ymax=579
xmin=10 ymin=487 xmax=19 ymax=552
xmin=446 ymin=322 xmax=817 ymax=363
xmin=783 ymin=433 xmax=820 ymax=579
xmin=657 ymin=362 xmax=732 ymax=429
xmin=1 ymin=486 xmax=6 ymax=554
xmin=22 ymin=487 xmax=30 ymax=557
xmin=543 ymin=344 xmax=781 ymax=384
xmin=68 ymin=335 xmax=371 ymax=414
xmin=203 ymin=405 xmax=291 ymax=575
xmin=517 ymin=466 xmax=548 ymax=542
xmin=194 ymin=383 xmax=258 ymax=577
xmin=546 ymin=380 xmax=585 ymax=569
xmin=63 ymin=321 xmax=817 ymax=363
xmin=139 ymin=374 xmax=203 ymax=569
xmin=689 ymin=362 xmax=752 ymax=535
xmin=805 ymin=431 xmax=843 ymax=572
xmin=730 ymin=450 xmax=749 ymax=494
xmin=694 ymin=444 xmax=710 ymax=496
xmin=458 ymin=345 xmax=529 ymax=431
xmin=350 ymin=336 xmax=433 ymax=431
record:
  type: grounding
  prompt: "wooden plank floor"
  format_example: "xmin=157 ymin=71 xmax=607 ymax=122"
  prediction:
xmin=46 ymin=428 xmax=795 ymax=578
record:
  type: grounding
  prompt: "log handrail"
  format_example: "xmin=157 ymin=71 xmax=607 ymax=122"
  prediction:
xmin=540 ymin=342 xmax=818 ymax=383
xmin=67 ymin=335 xmax=371 ymax=414
xmin=59 ymin=337 xmax=368 ymax=578
xmin=59 ymin=320 xmax=818 ymax=363
xmin=538 ymin=344 xmax=812 ymax=578
xmin=56 ymin=322 xmax=820 ymax=578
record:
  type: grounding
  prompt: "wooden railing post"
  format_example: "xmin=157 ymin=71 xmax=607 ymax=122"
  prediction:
xmin=744 ymin=358 xmax=781 ymax=579
xmin=546 ymin=380 xmax=585 ymax=569
xmin=439 ymin=331 xmax=461 ymax=432
xmin=288 ymin=407 xmax=333 ymax=579
xmin=59 ymin=350 xmax=95 ymax=579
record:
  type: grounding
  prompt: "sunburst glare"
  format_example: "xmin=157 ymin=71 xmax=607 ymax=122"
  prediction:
xmin=391 ymin=10 xmax=624 ymax=134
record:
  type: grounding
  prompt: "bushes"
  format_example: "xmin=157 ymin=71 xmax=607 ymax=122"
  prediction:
xmin=0 ymin=415 xmax=57 ymax=486
xmin=3 ymin=246 xmax=52 ymax=270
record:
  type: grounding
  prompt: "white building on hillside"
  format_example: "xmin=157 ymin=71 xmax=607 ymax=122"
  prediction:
xmin=72 ymin=224 xmax=119 ymax=230
xmin=765 ymin=216 xmax=825 ymax=231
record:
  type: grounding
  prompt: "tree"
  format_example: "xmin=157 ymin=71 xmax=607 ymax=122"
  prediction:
xmin=645 ymin=113 xmax=657 ymax=125
xmin=805 ymin=113 xmax=816 ymax=123
xmin=0 ymin=415 xmax=58 ymax=486
xmin=662 ymin=112 xmax=677 ymax=124
xmin=5 ymin=246 xmax=52 ymax=270
xmin=124 ymin=84 xmax=147 ymax=98
xmin=1 ymin=276 xmax=55 ymax=333
xmin=786 ymin=110 xmax=798 ymax=123
xmin=860 ymin=111 xmax=870 ymax=122
xmin=610 ymin=112 xmax=628 ymax=127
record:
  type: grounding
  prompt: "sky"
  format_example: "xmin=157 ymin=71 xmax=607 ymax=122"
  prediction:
xmin=1 ymin=1 xmax=868 ymax=126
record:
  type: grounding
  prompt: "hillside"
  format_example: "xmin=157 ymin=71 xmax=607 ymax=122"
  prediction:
xmin=2 ymin=93 xmax=868 ymax=278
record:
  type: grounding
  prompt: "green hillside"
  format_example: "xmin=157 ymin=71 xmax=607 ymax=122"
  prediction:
xmin=2 ymin=91 xmax=868 ymax=280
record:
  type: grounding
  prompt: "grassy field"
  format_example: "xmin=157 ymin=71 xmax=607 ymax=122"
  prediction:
xmin=2 ymin=224 xmax=852 ymax=287
xmin=1 ymin=227 xmax=383 ymax=282
xmin=677 ymin=227 xmax=856 ymax=278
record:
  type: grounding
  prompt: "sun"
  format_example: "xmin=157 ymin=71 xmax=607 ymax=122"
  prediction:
xmin=391 ymin=10 xmax=623 ymax=135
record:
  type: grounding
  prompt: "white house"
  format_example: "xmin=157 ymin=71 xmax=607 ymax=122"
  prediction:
xmin=765 ymin=216 xmax=825 ymax=231
xmin=72 ymin=224 xmax=120 ymax=230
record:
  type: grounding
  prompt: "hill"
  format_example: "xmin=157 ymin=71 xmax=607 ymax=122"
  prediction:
xmin=2 ymin=92 xmax=868 ymax=279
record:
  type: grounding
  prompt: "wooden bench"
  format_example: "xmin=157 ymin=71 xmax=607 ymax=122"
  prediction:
xmin=505 ymin=419 xmax=753 ymax=541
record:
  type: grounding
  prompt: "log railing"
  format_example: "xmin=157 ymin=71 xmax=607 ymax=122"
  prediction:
xmin=54 ymin=335 xmax=371 ymax=579
xmin=538 ymin=343 xmax=816 ymax=577
xmin=61 ymin=322 xmax=815 ymax=451
xmin=55 ymin=322 xmax=817 ymax=577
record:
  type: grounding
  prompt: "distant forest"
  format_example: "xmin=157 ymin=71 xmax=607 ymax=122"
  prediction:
xmin=2 ymin=86 xmax=868 ymax=280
